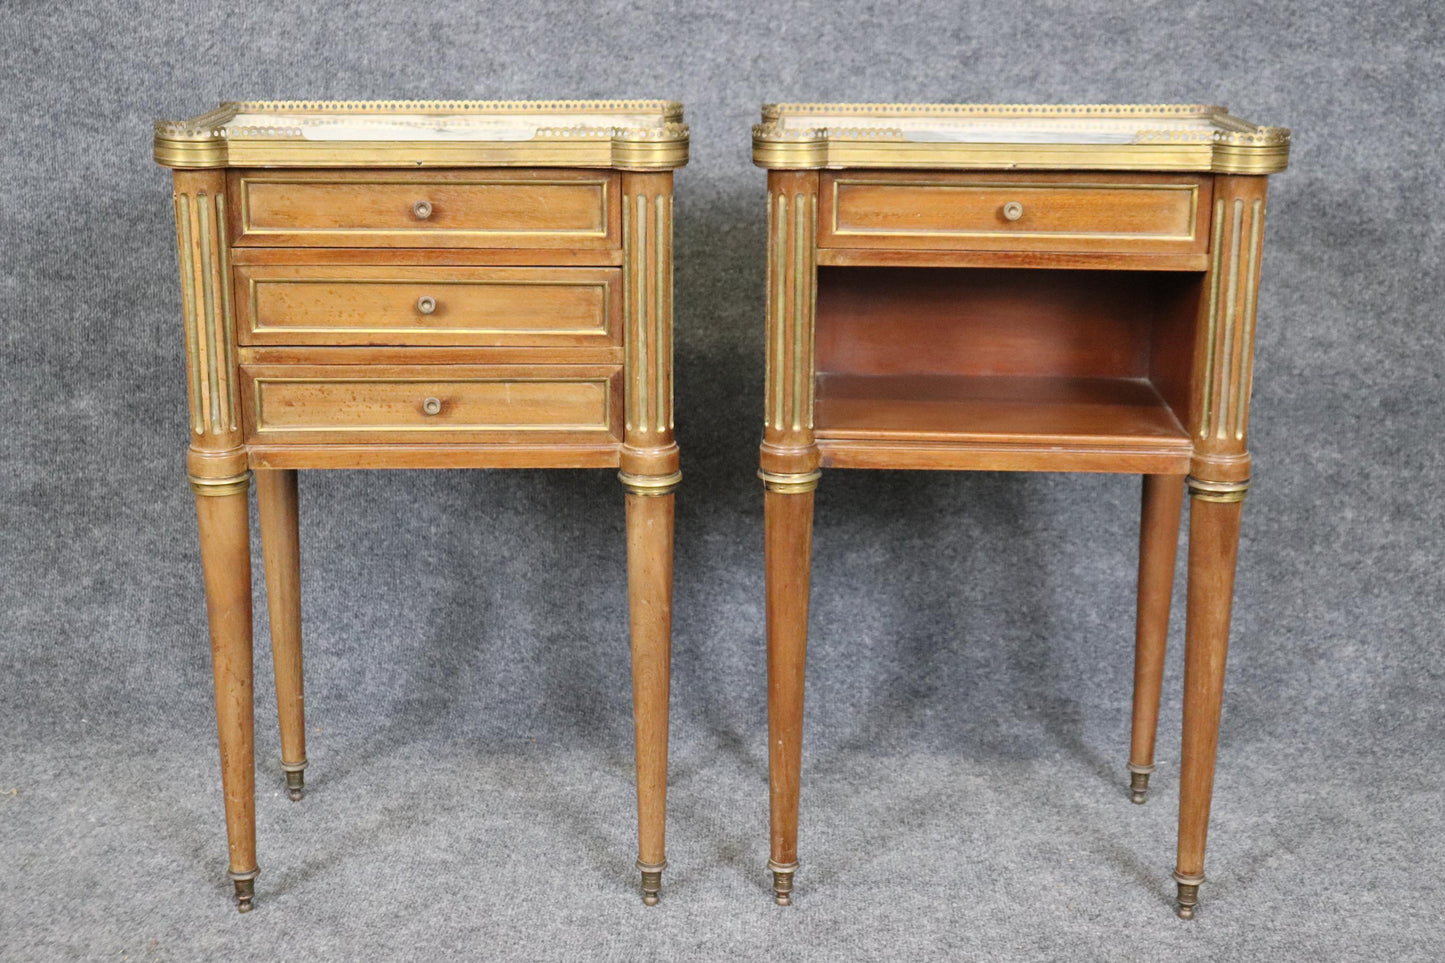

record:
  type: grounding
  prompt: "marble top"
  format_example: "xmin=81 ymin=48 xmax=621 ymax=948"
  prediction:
xmin=752 ymin=104 xmax=1289 ymax=173
xmin=154 ymin=100 xmax=689 ymax=170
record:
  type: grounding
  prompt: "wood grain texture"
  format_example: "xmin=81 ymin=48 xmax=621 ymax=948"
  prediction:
xmin=820 ymin=171 xmax=1210 ymax=254
xmin=235 ymin=265 xmax=621 ymax=348
xmin=195 ymin=489 xmax=256 ymax=877
xmin=814 ymin=374 xmax=1190 ymax=473
xmin=817 ymin=248 xmax=1209 ymax=271
xmin=240 ymin=363 xmax=622 ymax=447
xmin=1130 ymin=474 xmax=1184 ymax=778
xmin=246 ymin=443 xmax=621 ymax=471
xmin=170 ymin=127 xmax=679 ymax=908
xmin=1176 ymin=497 xmax=1243 ymax=878
xmin=256 ymin=469 xmax=306 ymax=784
xmin=815 ymin=266 xmax=1181 ymax=380
xmin=765 ymin=489 xmax=815 ymax=868
xmin=626 ymin=493 xmax=674 ymax=869
xmin=230 ymin=169 xmax=619 ymax=249
xmin=237 ymin=344 xmax=624 ymax=366
xmin=231 ymin=246 xmax=624 ymax=267
xmin=758 ymin=162 xmax=1279 ymax=918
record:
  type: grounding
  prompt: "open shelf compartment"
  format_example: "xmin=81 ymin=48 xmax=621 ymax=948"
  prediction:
xmin=813 ymin=266 xmax=1202 ymax=473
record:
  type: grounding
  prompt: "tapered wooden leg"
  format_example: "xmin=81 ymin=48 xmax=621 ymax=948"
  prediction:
xmin=1129 ymin=474 xmax=1185 ymax=803
xmin=765 ymin=484 xmax=816 ymax=906
xmin=257 ymin=469 xmax=306 ymax=802
xmin=625 ymin=490 xmax=674 ymax=906
xmin=195 ymin=484 xmax=258 ymax=912
xmin=1175 ymin=489 xmax=1246 ymax=919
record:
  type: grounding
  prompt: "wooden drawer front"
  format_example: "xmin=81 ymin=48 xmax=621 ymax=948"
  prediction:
xmin=232 ymin=170 xmax=617 ymax=248
xmin=242 ymin=364 xmax=622 ymax=445
xmin=235 ymin=266 xmax=621 ymax=347
xmin=819 ymin=173 xmax=1207 ymax=254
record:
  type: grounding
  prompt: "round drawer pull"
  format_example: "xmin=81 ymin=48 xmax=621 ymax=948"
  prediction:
xmin=412 ymin=200 xmax=433 ymax=220
xmin=421 ymin=397 xmax=443 ymax=416
xmin=1002 ymin=201 xmax=1024 ymax=222
xmin=416 ymin=295 xmax=437 ymax=315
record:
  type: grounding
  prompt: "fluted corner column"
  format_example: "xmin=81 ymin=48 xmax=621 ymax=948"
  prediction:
xmin=172 ymin=168 xmax=257 ymax=913
xmin=759 ymin=169 xmax=820 ymax=906
xmin=617 ymin=171 xmax=678 ymax=906
xmin=1175 ymin=174 xmax=1270 ymax=919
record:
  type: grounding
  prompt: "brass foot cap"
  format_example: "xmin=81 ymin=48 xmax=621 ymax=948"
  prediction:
xmin=1173 ymin=874 xmax=1203 ymax=921
xmin=1129 ymin=771 xmax=1151 ymax=805
xmin=637 ymin=860 xmax=665 ymax=907
xmin=231 ymin=876 xmax=257 ymax=913
xmin=769 ymin=860 xmax=798 ymax=907
xmin=286 ymin=770 xmax=305 ymax=802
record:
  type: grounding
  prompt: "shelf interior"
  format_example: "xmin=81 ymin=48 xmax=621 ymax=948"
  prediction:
xmin=813 ymin=266 xmax=1202 ymax=471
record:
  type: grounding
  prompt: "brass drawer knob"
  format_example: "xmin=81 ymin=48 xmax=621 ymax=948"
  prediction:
xmin=421 ymin=397 xmax=442 ymax=416
xmin=416 ymin=295 xmax=437 ymax=315
xmin=1002 ymin=201 xmax=1024 ymax=222
xmin=413 ymin=200 xmax=433 ymax=220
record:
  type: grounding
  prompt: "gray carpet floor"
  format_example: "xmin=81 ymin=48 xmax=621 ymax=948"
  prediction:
xmin=3 ymin=1 xmax=1443 ymax=959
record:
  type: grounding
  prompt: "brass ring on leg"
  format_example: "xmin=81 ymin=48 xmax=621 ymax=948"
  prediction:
xmin=1127 ymin=762 xmax=1156 ymax=805
xmin=758 ymin=470 xmax=820 ymax=494
xmin=188 ymin=471 xmax=252 ymax=498
xmin=636 ymin=859 xmax=667 ymax=906
xmin=1185 ymin=477 xmax=1250 ymax=503
xmin=228 ymin=867 xmax=259 ymax=913
xmin=619 ymin=470 xmax=682 ymax=497
xmin=768 ymin=859 xmax=799 ymax=906
xmin=281 ymin=758 xmax=307 ymax=802
xmin=1173 ymin=870 xmax=1205 ymax=920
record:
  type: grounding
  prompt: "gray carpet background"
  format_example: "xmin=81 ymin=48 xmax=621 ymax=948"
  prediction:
xmin=2 ymin=1 xmax=1442 ymax=959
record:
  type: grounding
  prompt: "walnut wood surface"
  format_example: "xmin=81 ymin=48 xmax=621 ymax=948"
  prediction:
xmin=240 ymin=363 xmax=623 ymax=447
xmin=626 ymin=493 xmax=674 ymax=870
xmin=813 ymin=373 xmax=1191 ymax=473
xmin=235 ymin=265 xmax=622 ymax=348
xmin=819 ymin=171 xmax=1210 ymax=255
xmin=760 ymin=159 xmax=1275 ymax=917
xmin=256 ymin=469 xmax=306 ymax=788
xmin=765 ymin=489 xmax=814 ymax=869
xmin=1130 ymin=474 xmax=1184 ymax=779
xmin=230 ymin=169 xmax=619 ymax=249
xmin=171 ymin=155 xmax=678 ymax=908
xmin=195 ymin=489 xmax=256 ymax=879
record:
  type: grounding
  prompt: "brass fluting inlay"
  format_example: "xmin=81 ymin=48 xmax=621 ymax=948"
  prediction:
xmin=655 ymin=192 xmax=671 ymax=432
xmin=765 ymin=188 xmax=817 ymax=433
xmin=636 ymin=194 xmax=649 ymax=431
xmin=769 ymin=191 xmax=787 ymax=430
xmin=1234 ymin=199 xmax=1265 ymax=441
xmin=1200 ymin=198 xmax=1225 ymax=439
xmin=175 ymin=190 xmax=239 ymax=438
xmin=174 ymin=193 xmax=202 ymax=433
xmin=197 ymin=194 xmax=222 ymax=432
xmin=622 ymin=188 xmax=673 ymax=438
xmin=214 ymin=192 xmax=239 ymax=431
xmin=1216 ymin=198 xmax=1244 ymax=441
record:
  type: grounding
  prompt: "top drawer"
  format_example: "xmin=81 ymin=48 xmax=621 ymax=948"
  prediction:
xmin=818 ymin=172 xmax=1209 ymax=255
xmin=229 ymin=170 xmax=619 ymax=249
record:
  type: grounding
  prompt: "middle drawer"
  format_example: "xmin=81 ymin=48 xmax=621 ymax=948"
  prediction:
xmin=234 ymin=265 xmax=622 ymax=348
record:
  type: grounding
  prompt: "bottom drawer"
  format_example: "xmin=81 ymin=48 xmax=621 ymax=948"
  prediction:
xmin=241 ymin=364 xmax=622 ymax=446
